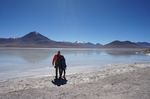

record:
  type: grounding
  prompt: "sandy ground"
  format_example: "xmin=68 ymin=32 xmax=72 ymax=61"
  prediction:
xmin=0 ymin=63 xmax=150 ymax=99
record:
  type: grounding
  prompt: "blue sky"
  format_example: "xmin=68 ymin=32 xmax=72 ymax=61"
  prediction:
xmin=0 ymin=0 xmax=150 ymax=44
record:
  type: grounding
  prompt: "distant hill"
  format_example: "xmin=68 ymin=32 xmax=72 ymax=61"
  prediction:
xmin=104 ymin=40 xmax=142 ymax=48
xmin=136 ymin=42 xmax=150 ymax=48
xmin=0 ymin=32 xmax=150 ymax=48
xmin=0 ymin=32 xmax=103 ymax=48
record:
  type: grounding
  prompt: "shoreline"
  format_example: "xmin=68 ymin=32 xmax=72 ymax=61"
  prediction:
xmin=0 ymin=62 xmax=150 ymax=81
xmin=0 ymin=65 xmax=102 ymax=81
xmin=0 ymin=63 xmax=150 ymax=99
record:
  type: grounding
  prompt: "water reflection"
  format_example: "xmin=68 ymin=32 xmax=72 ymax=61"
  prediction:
xmin=104 ymin=49 xmax=138 ymax=56
xmin=0 ymin=48 xmax=148 ymax=67
xmin=0 ymin=49 xmax=50 ymax=63
xmin=18 ymin=49 xmax=51 ymax=63
xmin=60 ymin=48 xmax=141 ymax=57
xmin=0 ymin=48 xmax=150 ymax=74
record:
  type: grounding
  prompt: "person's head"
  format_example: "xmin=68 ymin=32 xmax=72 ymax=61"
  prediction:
xmin=57 ymin=51 xmax=61 ymax=55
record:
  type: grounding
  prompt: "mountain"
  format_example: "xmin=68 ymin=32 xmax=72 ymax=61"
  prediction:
xmin=136 ymin=42 xmax=150 ymax=48
xmin=0 ymin=32 xmax=103 ymax=48
xmin=21 ymin=32 xmax=50 ymax=42
xmin=104 ymin=40 xmax=140 ymax=48
xmin=0 ymin=32 xmax=149 ymax=48
xmin=0 ymin=32 xmax=56 ymax=47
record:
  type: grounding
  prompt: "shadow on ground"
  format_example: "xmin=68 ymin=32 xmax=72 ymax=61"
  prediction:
xmin=52 ymin=78 xmax=68 ymax=86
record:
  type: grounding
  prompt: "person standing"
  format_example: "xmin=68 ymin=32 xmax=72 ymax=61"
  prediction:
xmin=59 ymin=55 xmax=67 ymax=79
xmin=52 ymin=51 xmax=62 ymax=79
xmin=52 ymin=51 xmax=67 ymax=79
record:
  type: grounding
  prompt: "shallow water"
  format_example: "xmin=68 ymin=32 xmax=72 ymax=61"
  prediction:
xmin=0 ymin=48 xmax=149 ymax=79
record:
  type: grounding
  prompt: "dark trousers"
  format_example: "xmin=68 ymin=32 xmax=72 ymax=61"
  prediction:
xmin=55 ymin=66 xmax=58 ymax=79
xmin=55 ymin=66 xmax=63 ymax=79
xmin=59 ymin=68 xmax=66 ymax=78
xmin=55 ymin=66 xmax=66 ymax=79
xmin=63 ymin=69 xmax=66 ymax=78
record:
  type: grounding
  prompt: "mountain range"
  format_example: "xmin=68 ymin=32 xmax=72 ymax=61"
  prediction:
xmin=104 ymin=40 xmax=150 ymax=48
xmin=0 ymin=32 xmax=150 ymax=48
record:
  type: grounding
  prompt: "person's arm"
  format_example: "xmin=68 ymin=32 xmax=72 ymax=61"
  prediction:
xmin=52 ymin=55 xmax=56 ymax=66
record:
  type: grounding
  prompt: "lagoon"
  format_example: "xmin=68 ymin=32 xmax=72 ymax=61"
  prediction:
xmin=0 ymin=48 xmax=149 ymax=80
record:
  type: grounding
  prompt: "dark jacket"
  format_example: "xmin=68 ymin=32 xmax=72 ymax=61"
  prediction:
xmin=60 ymin=56 xmax=67 ymax=69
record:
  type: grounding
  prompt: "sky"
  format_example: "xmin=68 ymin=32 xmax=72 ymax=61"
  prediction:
xmin=0 ymin=0 xmax=150 ymax=44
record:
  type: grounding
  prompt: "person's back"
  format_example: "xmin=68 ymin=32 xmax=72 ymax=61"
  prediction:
xmin=60 ymin=55 xmax=66 ymax=69
xmin=52 ymin=51 xmax=62 ymax=67
xmin=54 ymin=54 xmax=62 ymax=67
xmin=60 ymin=55 xmax=67 ymax=79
